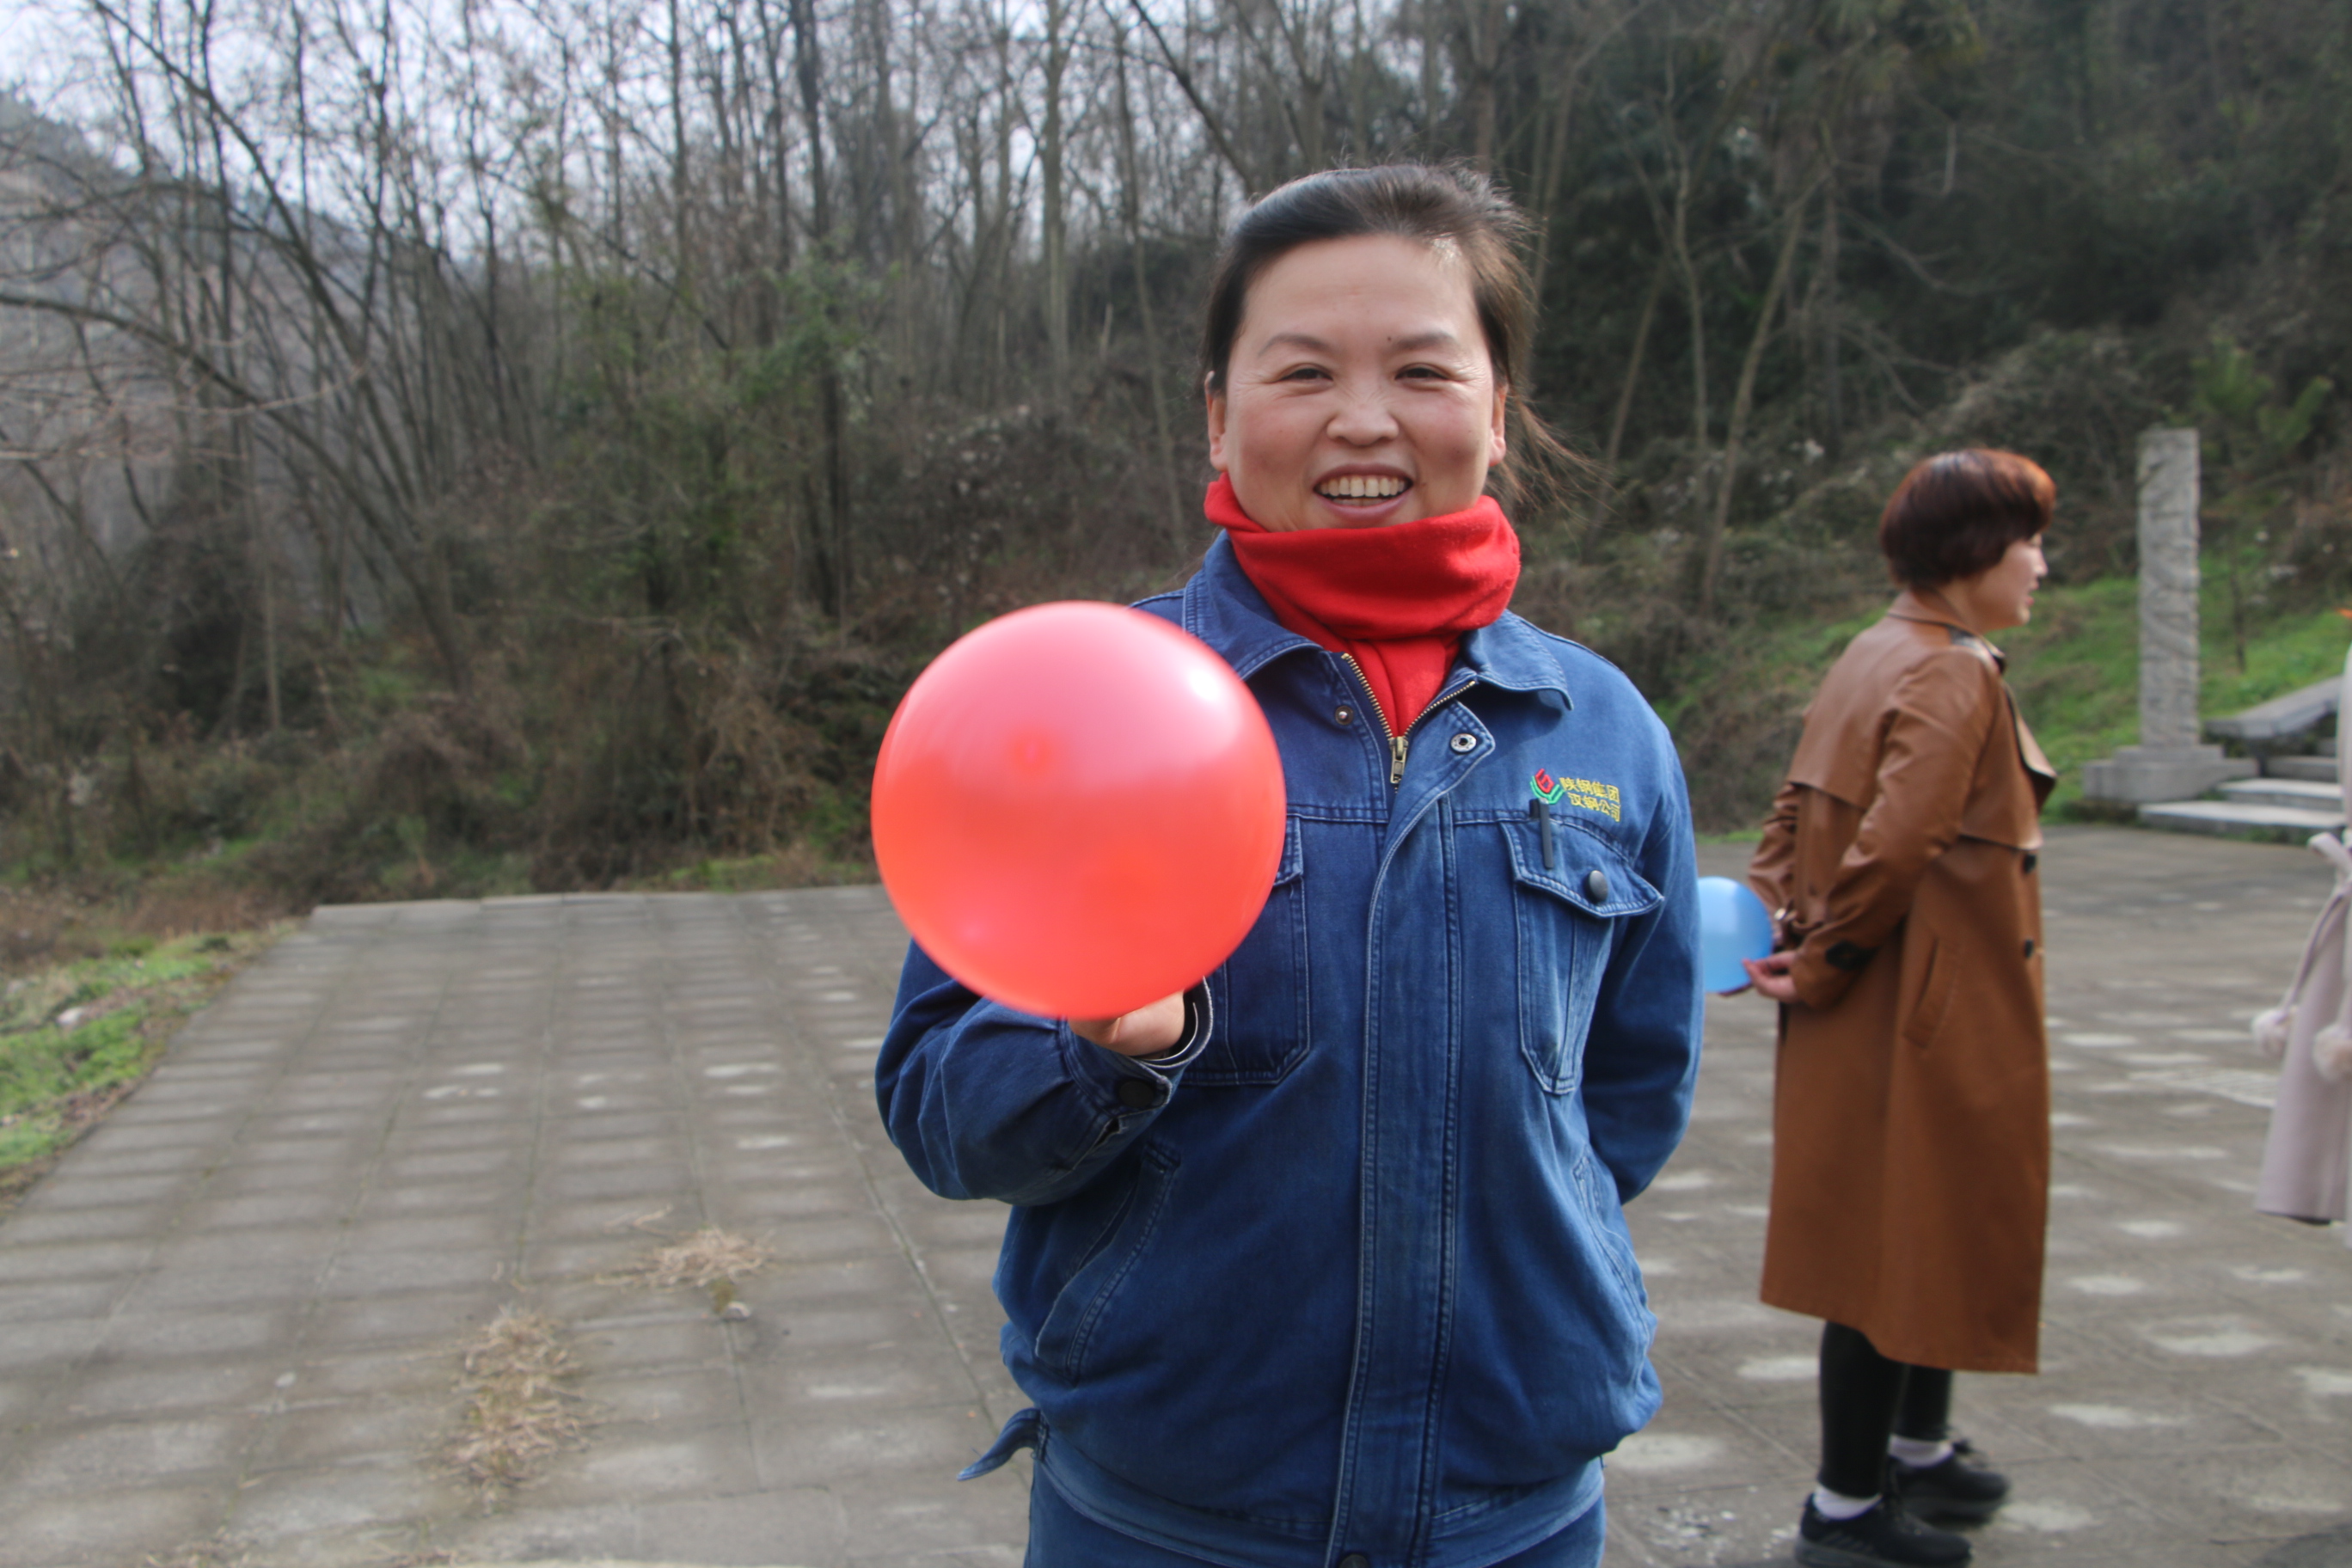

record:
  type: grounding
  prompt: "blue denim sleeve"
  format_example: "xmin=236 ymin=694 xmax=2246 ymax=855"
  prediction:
xmin=874 ymin=942 xmax=1202 ymax=1206
xmin=1580 ymin=729 xmax=1705 ymax=1204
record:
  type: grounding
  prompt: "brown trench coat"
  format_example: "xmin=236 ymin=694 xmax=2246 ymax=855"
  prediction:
xmin=1746 ymin=589 xmax=2057 ymax=1374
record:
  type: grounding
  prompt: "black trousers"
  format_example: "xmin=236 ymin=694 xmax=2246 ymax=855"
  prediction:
xmin=1817 ymin=1321 xmax=1954 ymax=1498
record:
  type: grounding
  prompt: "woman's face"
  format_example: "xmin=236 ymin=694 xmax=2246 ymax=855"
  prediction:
xmin=1207 ymin=234 xmax=1507 ymax=532
xmin=1947 ymin=531 xmax=2048 ymax=633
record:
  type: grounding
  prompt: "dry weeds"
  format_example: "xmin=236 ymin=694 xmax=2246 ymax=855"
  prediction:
xmin=442 ymin=1308 xmax=588 ymax=1498
xmin=601 ymin=1224 xmax=777 ymax=1292
xmin=0 ymin=879 xmax=295 ymax=974
xmin=600 ymin=1222 xmax=777 ymax=1318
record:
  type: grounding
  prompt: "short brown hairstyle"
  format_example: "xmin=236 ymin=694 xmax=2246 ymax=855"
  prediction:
xmin=1877 ymin=450 xmax=2055 ymax=587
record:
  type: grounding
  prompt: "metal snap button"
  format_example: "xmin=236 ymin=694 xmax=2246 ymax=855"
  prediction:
xmin=1115 ymin=1078 xmax=1159 ymax=1110
xmin=1584 ymin=868 xmax=1610 ymax=903
xmin=1449 ymin=732 xmax=1478 ymax=754
xmin=1334 ymin=705 xmax=1356 ymax=726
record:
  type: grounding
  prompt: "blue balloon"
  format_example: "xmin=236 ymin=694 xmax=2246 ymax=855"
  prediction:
xmin=1697 ymin=876 xmax=1775 ymax=994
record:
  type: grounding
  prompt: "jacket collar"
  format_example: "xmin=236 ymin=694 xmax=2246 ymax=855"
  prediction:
xmin=1887 ymin=585 xmax=2006 ymax=672
xmin=1181 ymin=534 xmax=1575 ymax=705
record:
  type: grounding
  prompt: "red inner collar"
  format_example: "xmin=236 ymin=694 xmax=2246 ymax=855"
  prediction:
xmin=1205 ymin=475 xmax=1520 ymax=732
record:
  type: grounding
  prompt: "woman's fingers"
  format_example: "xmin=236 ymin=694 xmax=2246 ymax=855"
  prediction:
xmin=1069 ymin=992 xmax=1189 ymax=1057
xmin=1741 ymin=953 xmax=1799 ymax=1004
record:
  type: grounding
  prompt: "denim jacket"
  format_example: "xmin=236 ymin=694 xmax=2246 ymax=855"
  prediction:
xmin=877 ymin=537 xmax=1703 ymax=1567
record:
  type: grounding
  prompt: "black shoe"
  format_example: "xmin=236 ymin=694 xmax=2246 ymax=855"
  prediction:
xmin=1890 ymin=1441 xmax=2011 ymax=1522
xmin=1796 ymin=1498 xmax=1972 ymax=1567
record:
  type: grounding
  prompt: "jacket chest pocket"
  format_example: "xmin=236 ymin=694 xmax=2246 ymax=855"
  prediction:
xmin=1199 ymin=817 xmax=1309 ymax=1086
xmin=1507 ymin=821 xmax=1660 ymax=1094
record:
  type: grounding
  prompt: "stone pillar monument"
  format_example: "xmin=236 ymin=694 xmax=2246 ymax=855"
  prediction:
xmin=2081 ymin=428 xmax=2256 ymax=805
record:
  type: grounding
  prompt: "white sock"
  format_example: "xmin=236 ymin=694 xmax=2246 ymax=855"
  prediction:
xmin=1890 ymin=1436 xmax=1953 ymax=1469
xmin=1811 ymin=1485 xmax=1880 ymax=1520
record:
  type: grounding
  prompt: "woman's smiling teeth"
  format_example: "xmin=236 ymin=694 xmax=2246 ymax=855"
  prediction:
xmin=1319 ymin=475 xmax=1408 ymax=501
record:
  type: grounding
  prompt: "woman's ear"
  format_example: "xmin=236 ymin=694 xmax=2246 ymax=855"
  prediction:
xmin=1206 ymin=379 xmax=1230 ymax=471
xmin=1488 ymin=382 xmax=1509 ymax=465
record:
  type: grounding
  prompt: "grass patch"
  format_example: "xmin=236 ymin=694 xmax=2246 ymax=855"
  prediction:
xmin=1687 ymin=569 xmax=2349 ymax=824
xmin=0 ymin=925 xmax=282 ymax=1208
xmin=629 ymin=840 xmax=876 ymax=895
xmin=2003 ymin=574 xmax=2349 ymax=814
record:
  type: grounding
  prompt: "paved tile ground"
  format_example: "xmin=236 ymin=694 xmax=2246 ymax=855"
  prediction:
xmin=0 ymin=826 xmax=2348 ymax=1567
xmin=1610 ymin=830 xmax=2352 ymax=1567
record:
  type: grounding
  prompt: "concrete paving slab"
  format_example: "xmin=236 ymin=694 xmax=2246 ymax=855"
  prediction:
xmin=3 ymin=828 xmax=2352 ymax=1566
xmin=58 ymin=1358 xmax=289 ymax=1419
xmin=150 ymin=1223 xmax=350 ymax=1271
xmin=0 ymin=1483 xmax=224 ymax=1563
xmin=0 ymin=1279 xmax=125 ymax=1326
xmin=1603 ymin=827 xmax=2352 ymax=1568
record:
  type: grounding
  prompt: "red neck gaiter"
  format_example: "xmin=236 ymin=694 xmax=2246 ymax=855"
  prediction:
xmin=1205 ymin=475 xmax=1521 ymax=733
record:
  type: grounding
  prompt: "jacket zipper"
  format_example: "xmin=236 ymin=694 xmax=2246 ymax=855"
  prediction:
xmin=1339 ymin=652 xmax=1473 ymax=787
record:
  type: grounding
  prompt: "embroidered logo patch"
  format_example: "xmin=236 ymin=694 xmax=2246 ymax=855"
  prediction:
xmin=1531 ymin=769 xmax=1621 ymax=823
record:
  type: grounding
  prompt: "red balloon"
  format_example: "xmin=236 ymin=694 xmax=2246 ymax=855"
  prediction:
xmin=872 ymin=602 xmax=1288 ymax=1020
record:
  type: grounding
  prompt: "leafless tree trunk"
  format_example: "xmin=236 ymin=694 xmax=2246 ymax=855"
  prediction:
xmin=1694 ymin=176 xmax=1817 ymax=616
xmin=1041 ymin=0 xmax=1075 ymax=394
xmin=1115 ymin=25 xmax=1187 ymax=549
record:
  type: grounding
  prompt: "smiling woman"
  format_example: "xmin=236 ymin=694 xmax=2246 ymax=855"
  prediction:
xmin=1206 ymin=233 xmax=1506 ymax=533
xmin=877 ymin=165 xmax=1706 ymax=1568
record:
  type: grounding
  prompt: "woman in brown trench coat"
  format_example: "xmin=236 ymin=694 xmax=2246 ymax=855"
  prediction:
xmin=1743 ymin=450 xmax=2057 ymax=1568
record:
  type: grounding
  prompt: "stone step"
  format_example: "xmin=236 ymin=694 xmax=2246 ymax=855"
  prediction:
xmin=2266 ymin=754 xmax=2342 ymax=783
xmin=2205 ymin=675 xmax=2341 ymax=747
xmin=2138 ymin=799 xmax=2345 ymax=842
xmin=2217 ymin=776 xmax=2345 ymax=812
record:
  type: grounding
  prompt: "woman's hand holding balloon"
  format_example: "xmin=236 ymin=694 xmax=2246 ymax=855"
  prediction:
xmin=870 ymin=603 xmax=1287 ymax=1023
xmin=1742 ymin=951 xmax=1798 ymax=1004
xmin=1069 ymin=992 xmax=1188 ymax=1057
